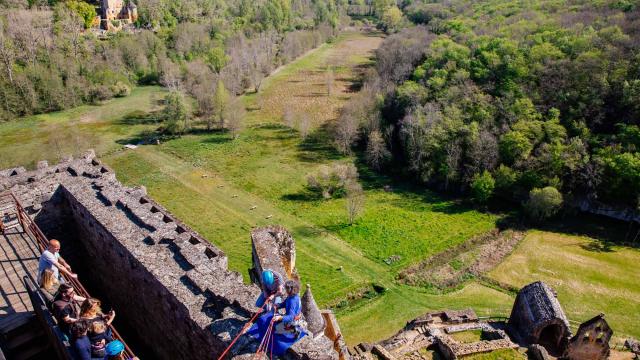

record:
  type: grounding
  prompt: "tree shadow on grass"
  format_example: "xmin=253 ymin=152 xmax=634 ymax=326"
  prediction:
xmin=535 ymin=212 xmax=638 ymax=250
xmin=117 ymin=110 xmax=161 ymax=125
xmin=296 ymin=123 xmax=345 ymax=163
xmin=351 ymin=152 xmax=475 ymax=216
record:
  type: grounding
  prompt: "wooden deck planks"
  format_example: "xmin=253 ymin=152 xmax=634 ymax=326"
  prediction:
xmin=0 ymin=226 xmax=40 ymax=317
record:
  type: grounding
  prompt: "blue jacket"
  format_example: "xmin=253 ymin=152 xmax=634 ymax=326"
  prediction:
xmin=281 ymin=294 xmax=301 ymax=325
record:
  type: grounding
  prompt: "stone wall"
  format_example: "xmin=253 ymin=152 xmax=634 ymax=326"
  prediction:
xmin=1 ymin=152 xmax=338 ymax=360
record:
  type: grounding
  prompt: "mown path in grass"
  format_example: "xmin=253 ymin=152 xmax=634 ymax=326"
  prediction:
xmin=489 ymin=231 xmax=640 ymax=340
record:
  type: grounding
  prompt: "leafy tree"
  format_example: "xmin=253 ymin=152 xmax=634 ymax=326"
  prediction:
xmin=307 ymin=163 xmax=358 ymax=199
xmin=161 ymin=91 xmax=189 ymax=135
xmin=212 ymin=79 xmax=229 ymax=129
xmin=471 ymin=170 xmax=495 ymax=204
xmin=525 ymin=186 xmax=563 ymax=221
xmin=380 ymin=6 xmax=403 ymax=33
xmin=63 ymin=1 xmax=96 ymax=29
xmin=494 ymin=165 xmax=517 ymax=191
xmin=499 ymin=131 xmax=532 ymax=164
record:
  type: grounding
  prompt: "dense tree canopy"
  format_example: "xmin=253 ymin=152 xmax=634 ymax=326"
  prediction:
xmin=337 ymin=0 xmax=640 ymax=212
xmin=0 ymin=0 xmax=346 ymax=121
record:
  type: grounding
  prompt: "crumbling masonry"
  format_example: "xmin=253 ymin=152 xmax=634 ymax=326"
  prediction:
xmin=0 ymin=151 xmax=340 ymax=360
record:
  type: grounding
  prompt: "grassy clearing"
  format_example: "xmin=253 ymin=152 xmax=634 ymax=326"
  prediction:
xmin=0 ymin=86 xmax=165 ymax=169
xmin=160 ymin=130 xmax=499 ymax=269
xmin=463 ymin=349 xmax=527 ymax=360
xmin=336 ymin=283 xmax=515 ymax=345
xmin=450 ymin=329 xmax=483 ymax=343
xmin=107 ymin=147 xmax=389 ymax=305
xmin=488 ymin=230 xmax=640 ymax=339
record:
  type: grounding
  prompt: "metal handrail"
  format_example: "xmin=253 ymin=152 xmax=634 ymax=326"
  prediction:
xmin=2 ymin=192 xmax=136 ymax=359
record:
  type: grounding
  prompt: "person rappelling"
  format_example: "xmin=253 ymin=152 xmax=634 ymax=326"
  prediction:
xmin=223 ymin=271 xmax=307 ymax=359
xmin=256 ymin=269 xmax=285 ymax=311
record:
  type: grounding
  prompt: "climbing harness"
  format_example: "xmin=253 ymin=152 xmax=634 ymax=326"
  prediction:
xmin=216 ymin=301 xmax=269 ymax=360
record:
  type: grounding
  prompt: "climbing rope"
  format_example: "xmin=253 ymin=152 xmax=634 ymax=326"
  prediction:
xmin=254 ymin=307 xmax=278 ymax=360
xmin=216 ymin=301 xmax=269 ymax=360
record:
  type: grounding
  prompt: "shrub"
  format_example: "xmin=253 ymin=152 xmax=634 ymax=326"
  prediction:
xmin=307 ymin=163 xmax=358 ymax=199
xmin=471 ymin=170 xmax=495 ymax=204
xmin=110 ymin=82 xmax=131 ymax=98
xmin=525 ymin=186 xmax=563 ymax=221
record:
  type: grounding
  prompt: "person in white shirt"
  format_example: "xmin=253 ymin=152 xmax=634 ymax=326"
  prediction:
xmin=38 ymin=239 xmax=77 ymax=283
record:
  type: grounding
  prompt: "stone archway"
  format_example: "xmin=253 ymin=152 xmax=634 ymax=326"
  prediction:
xmin=538 ymin=323 xmax=564 ymax=356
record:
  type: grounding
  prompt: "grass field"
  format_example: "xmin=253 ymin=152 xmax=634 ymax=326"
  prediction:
xmin=1 ymin=30 xmax=638 ymax=348
xmin=0 ymin=86 xmax=165 ymax=169
xmin=489 ymin=230 xmax=640 ymax=339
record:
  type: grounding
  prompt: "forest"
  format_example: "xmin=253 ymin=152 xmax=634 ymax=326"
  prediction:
xmin=338 ymin=0 xmax=640 ymax=216
xmin=0 ymin=0 xmax=345 ymax=123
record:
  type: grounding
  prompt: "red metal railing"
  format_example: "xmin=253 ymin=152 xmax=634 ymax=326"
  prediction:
xmin=1 ymin=191 xmax=136 ymax=359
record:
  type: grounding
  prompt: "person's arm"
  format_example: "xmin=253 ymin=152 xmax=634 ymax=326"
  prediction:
xmin=280 ymin=297 xmax=300 ymax=324
xmin=53 ymin=261 xmax=77 ymax=278
xmin=255 ymin=292 xmax=266 ymax=308
xmin=57 ymin=256 xmax=72 ymax=271
xmin=104 ymin=310 xmax=115 ymax=325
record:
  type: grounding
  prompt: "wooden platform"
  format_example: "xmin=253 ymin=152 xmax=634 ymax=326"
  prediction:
xmin=0 ymin=226 xmax=40 ymax=317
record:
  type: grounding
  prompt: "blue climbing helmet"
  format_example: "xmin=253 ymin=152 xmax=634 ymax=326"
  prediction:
xmin=105 ymin=340 xmax=125 ymax=356
xmin=262 ymin=270 xmax=275 ymax=288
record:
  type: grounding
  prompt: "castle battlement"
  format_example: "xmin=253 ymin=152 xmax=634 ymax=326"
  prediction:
xmin=0 ymin=151 xmax=339 ymax=360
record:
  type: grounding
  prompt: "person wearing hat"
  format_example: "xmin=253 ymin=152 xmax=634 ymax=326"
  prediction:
xmin=255 ymin=269 xmax=285 ymax=310
xmin=105 ymin=340 xmax=139 ymax=360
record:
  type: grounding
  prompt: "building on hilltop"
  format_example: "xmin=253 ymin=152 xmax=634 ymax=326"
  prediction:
xmin=101 ymin=0 xmax=137 ymax=30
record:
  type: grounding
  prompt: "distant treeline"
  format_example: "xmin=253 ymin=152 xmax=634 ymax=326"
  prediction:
xmin=334 ymin=0 xmax=640 ymax=216
xmin=0 ymin=0 xmax=347 ymax=121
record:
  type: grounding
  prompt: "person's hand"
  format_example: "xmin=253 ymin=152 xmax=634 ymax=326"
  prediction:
xmin=66 ymin=265 xmax=72 ymax=271
xmin=70 ymin=273 xmax=78 ymax=279
xmin=274 ymin=315 xmax=283 ymax=322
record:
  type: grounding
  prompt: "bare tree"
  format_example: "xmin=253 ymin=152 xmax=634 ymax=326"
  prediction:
xmin=334 ymin=110 xmax=359 ymax=154
xmin=0 ymin=20 xmax=16 ymax=84
xmin=345 ymin=181 xmax=365 ymax=225
xmin=444 ymin=140 xmax=462 ymax=190
xmin=8 ymin=10 xmax=52 ymax=66
xmin=298 ymin=113 xmax=311 ymax=138
xmin=326 ymin=66 xmax=334 ymax=97
xmin=226 ymin=97 xmax=246 ymax=139
xmin=159 ymin=57 xmax=181 ymax=90
xmin=366 ymin=130 xmax=390 ymax=170
xmin=283 ymin=107 xmax=294 ymax=128
xmin=57 ymin=10 xmax=85 ymax=62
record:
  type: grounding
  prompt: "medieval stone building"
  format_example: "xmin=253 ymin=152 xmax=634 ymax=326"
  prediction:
xmin=508 ymin=281 xmax=571 ymax=355
xmin=101 ymin=0 xmax=138 ymax=29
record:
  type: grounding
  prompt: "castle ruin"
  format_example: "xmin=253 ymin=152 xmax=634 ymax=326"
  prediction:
xmin=0 ymin=151 xmax=340 ymax=359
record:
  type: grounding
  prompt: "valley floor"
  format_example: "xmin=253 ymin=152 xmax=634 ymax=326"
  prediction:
xmin=0 ymin=30 xmax=638 ymax=346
